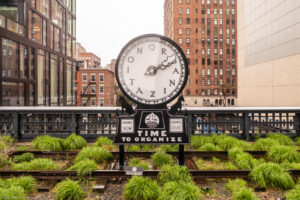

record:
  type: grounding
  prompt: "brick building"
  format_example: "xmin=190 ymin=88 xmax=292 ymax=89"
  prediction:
xmin=0 ymin=0 xmax=77 ymax=106
xmin=76 ymin=44 xmax=115 ymax=106
xmin=164 ymin=0 xmax=237 ymax=106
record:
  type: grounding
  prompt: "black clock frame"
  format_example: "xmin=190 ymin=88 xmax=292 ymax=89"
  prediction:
xmin=115 ymin=33 xmax=189 ymax=108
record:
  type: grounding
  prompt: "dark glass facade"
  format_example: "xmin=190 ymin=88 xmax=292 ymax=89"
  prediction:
xmin=0 ymin=0 xmax=76 ymax=106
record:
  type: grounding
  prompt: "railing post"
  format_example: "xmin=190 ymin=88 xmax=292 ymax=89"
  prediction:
xmin=187 ymin=113 xmax=195 ymax=136
xmin=295 ymin=113 xmax=300 ymax=138
xmin=12 ymin=113 xmax=19 ymax=139
xmin=243 ymin=112 xmax=250 ymax=140
xmin=76 ymin=114 xmax=81 ymax=135
xmin=71 ymin=114 xmax=77 ymax=134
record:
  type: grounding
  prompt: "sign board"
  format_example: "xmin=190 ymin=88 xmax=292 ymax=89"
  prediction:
xmin=124 ymin=166 xmax=143 ymax=176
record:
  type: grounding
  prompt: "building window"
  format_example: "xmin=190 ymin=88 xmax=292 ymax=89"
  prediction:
xmin=179 ymin=28 xmax=182 ymax=34
xmin=91 ymin=74 xmax=96 ymax=81
xmin=82 ymin=74 xmax=87 ymax=82
xmin=207 ymin=0 xmax=210 ymax=4
xmin=187 ymin=48 xmax=190 ymax=55
xmin=91 ymin=98 xmax=96 ymax=106
xmin=214 ymin=8 xmax=217 ymax=14
xmin=187 ymin=38 xmax=190 ymax=45
xmin=179 ymin=18 xmax=182 ymax=24
xmin=214 ymin=89 xmax=218 ymax=95
xmin=186 ymin=8 xmax=190 ymax=14
xmin=179 ymin=38 xmax=183 ymax=45
xmin=50 ymin=54 xmax=58 ymax=105
xmin=207 ymin=89 xmax=211 ymax=96
xmin=186 ymin=0 xmax=190 ymax=4
xmin=99 ymin=74 xmax=104 ymax=82
xmin=179 ymin=8 xmax=182 ymax=14
xmin=2 ymin=38 xmax=18 ymax=78
xmin=202 ymin=79 xmax=205 ymax=86
xmin=52 ymin=0 xmax=64 ymax=28
xmin=220 ymin=0 xmax=223 ymax=4
xmin=186 ymin=18 xmax=190 ymax=24
xmin=29 ymin=11 xmax=44 ymax=44
xmin=220 ymin=19 xmax=223 ymax=24
xmin=186 ymin=28 xmax=190 ymax=35
xmin=179 ymin=0 xmax=183 ymax=4
xmin=232 ymin=8 xmax=235 ymax=14
xmin=99 ymin=99 xmax=104 ymax=107
xmin=91 ymin=86 xmax=96 ymax=94
xmin=214 ymin=18 xmax=218 ymax=25
xmin=82 ymin=98 xmax=87 ymax=106
xmin=207 ymin=48 xmax=211 ymax=55
xmin=207 ymin=8 xmax=210 ymax=15
xmin=207 ymin=79 xmax=211 ymax=85
xmin=186 ymin=89 xmax=190 ymax=96
xmin=99 ymin=85 xmax=104 ymax=94
xmin=220 ymin=8 xmax=223 ymax=15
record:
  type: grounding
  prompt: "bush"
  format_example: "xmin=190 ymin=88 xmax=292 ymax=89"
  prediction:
xmin=63 ymin=134 xmax=87 ymax=150
xmin=190 ymin=135 xmax=213 ymax=149
xmin=8 ymin=176 xmax=37 ymax=194
xmin=228 ymin=147 xmax=244 ymax=160
xmin=128 ymin=158 xmax=149 ymax=170
xmin=151 ymin=151 xmax=174 ymax=167
xmin=267 ymin=145 xmax=300 ymax=163
xmin=12 ymin=158 xmax=59 ymax=170
xmin=250 ymin=162 xmax=294 ymax=190
xmin=235 ymin=153 xmax=258 ymax=169
xmin=128 ymin=145 xmax=140 ymax=151
xmin=16 ymin=145 xmax=28 ymax=151
xmin=32 ymin=135 xmax=64 ymax=151
xmin=159 ymin=165 xmax=192 ymax=184
xmin=124 ymin=176 xmax=159 ymax=200
xmin=54 ymin=179 xmax=86 ymax=200
xmin=13 ymin=152 xmax=34 ymax=163
xmin=232 ymin=187 xmax=258 ymax=200
xmin=74 ymin=146 xmax=112 ymax=164
xmin=254 ymin=138 xmax=280 ymax=151
xmin=68 ymin=159 xmax=98 ymax=177
xmin=96 ymin=137 xmax=113 ymax=147
xmin=281 ymin=162 xmax=300 ymax=170
xmin=217 ymin=136 xmax=241 ymax=150
xmin=225 ymin=179 xmax=247 ymax=193
xmin=198 ymin=143 xmax=221 ymax=151
xmin=159 ymin=144 xmax=179 ymax=152
xmin=267 ymin=133 xmax=293 ymax=146
xmin=159 ymin=181 xmax=201 ymax=200
xmin=285 ymin=184 xmax=300 ymax=200
xmin=0 ymin=154 xmax=10 ymax=168
xmin=0 ymin=186 xmax=26 ymax=200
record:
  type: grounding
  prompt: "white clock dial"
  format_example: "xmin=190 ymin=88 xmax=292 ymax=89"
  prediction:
xmin=116 ymin=34 xmax=188 ymax=105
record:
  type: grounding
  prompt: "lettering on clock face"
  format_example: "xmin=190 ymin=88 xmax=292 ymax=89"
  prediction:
xmin=117 ymin=36 xmax=187 ymax=105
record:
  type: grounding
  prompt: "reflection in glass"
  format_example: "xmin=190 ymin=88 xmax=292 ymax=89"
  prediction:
xmin=2 ymin=38 xmax=18 ymax=78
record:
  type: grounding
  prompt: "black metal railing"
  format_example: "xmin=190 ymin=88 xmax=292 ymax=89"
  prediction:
xmin=0 ymin=107 xmax=299 ymax=141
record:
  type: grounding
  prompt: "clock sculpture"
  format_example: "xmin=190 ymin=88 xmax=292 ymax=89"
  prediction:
xmin=114 ymin=34 xmax=189 ymax=167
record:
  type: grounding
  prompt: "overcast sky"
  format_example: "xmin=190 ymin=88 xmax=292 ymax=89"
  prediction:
xmin=76 ymin=0 xmax=164 ymax=66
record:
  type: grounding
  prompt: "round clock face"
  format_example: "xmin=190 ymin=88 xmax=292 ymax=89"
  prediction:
xmin=116 ymin=34 xmax=188 ymax=105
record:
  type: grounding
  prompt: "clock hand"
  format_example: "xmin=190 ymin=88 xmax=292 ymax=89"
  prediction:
xmin=144 ymin=54 xmax=176 ymax=76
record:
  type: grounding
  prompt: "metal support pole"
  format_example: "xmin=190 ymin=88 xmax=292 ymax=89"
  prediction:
xmin=295 ymin=113 xmax=300 ymax=138
xmin=12 ymin=113 xmax=19 ymax=139
xmin=179 ymin=144 xmax=184 ymax=166
xmin=71 ymin=114 xmax=77 ymax=134
xmin=243 ymin=113 xmax=250 ymax=140
xmin=118 ymin=145 xmax=125 ymax=170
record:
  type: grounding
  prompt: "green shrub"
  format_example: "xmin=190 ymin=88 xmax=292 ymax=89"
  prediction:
xmin=281 ymin=162 xmax=300 ymax=170
xmin=235 ymin=153 xmax=258 ymax=169
xmin=32 ymin=135 xmax=64 ymax=151
xmin=0 ymin=135 xmax=14 ymax=145
xmin=74 ymin=146 xmax=112 ymax=164
xmin=225 ymin=179 xmax=247 ymax=193
xmin=228 ymin=147 xmax=244 ymax=160
xmin=8 ymin=176 xmax=37 ymax=194
xmin=96 ymin=137 xmax=113 ymax=147
xmin=198 ymin=143 xmax=221 ymax=151
xmin=267 ymin=145 xmax=300 ymax=163
xmin=128 ymin=145 xmax=140 ymax=151
xmin=68 ymin=159 xmax=98 ymax=177
xmin=12 ymin=158 xmax=59 ymax=170
xmin=225 ymin=162 xmax=238 ymax=170
xmin=267 ymin=133 xmax=293 ymax=146
xmin=285 ymin=184 xmax=300 ymax=200
xmin=151 ymin=151 xmax=174 ymax=167
xmin=250 ymin=162 xmax=294 ymax=190
xmin=254 ymin=138 xmax=280 ymax=151
xmin=140 ymin=145 xmax=155 ymax=151
xmin=16 ymin=145 xmax=28 ymax=151
xmin=13 ymin=152 xmax=34 ymax=163
xmin=159 ymin=144 xmax=179 ymax=152
xmin=63 ymin=134 xmax=87 ymax=150
xmin=54 ymin=179 xmax=86 ymax=200
xmin=232 ymin=187 xmax=258 ymax=200
xmin=159 ymin=165 xmax=192 ymax=184
xmin=190 ymin=135 xmax=212 ymax=149
xmin=128 ymin=158 xmax=149 ymax=170
xmin=159 ymin=181 xmax=201 ymax=200
xmin=217 ymin=136 xmax=241 ymax=150
xmin=0 ymin=154 xmax=10 ymax=168
xmin=0 ymin=186 xmax=26 ymax=200
xmin=124 ymin=176 xmax=159 ymax=200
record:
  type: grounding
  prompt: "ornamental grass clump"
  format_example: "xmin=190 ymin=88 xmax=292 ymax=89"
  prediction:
xmin=16 ymin=145 xmax=28 ymax=151
xmin=217 ymin=136 xmax=247 ymax=150
xmin=128 ymin=145 xmax=140 ymax=151
xmin=63 ymin=134 xmax=87 ymax=150
xmin=151 ymin=151 xmax=174 ymax=167
xmin=159 ymin=165 xmax=192 ymax=184
xmin=232 ymin=187 xmax=258 ymax=200
xmin=74 ymin=146 xmax=112 ymax=164
xmin=254 ymin=138 xmax=280 ymax=151
xmin=124 ymin=176 xmax=159 ymax=200
xmin=128 ymin=158 xmax=149 ymax=170
xmin=267 ymin=145 xmax=300 ymax=163
xmin=32 ymin=135 xmax=64 ymax=151
xmin=250 ymin=162 xmax=294 ymax=190
xmin=190 ymin=135 xmax=213 ymax=149
xmin=285 ymin=184 xmax=300 ymax=200
xmin=8 ymin=176 xmax=38 ymax=194
xmin=68 ymin=159 xmax=98 ymax=177
xmin=235 ymin=152 xmax=258 ymax=169
xmin=159 ymin=144 xmax=179 ymax=152
xmin=198 ymin=143 xmax=221 ymax=151
xmin=13 ymin=152 xmax=34 ymax=163
xmin=0 ymin=154 xmax=10 ymax=168
xmin=96 ymin=137 xmax=113 ymax=147
xmin=53 ymin=179 xmax=86 ymax=200
xmin=267 ymin=133 xmax=294 ymax=146
xmin=12 ymin=158 xmax=59 ymax=170
xmin=228 ymin=147 xmax=244 ymax=160
xmin=0 ymin=186 xmax=26 ymax=200
xmin=159 ymin=181 xmax=201 ymax=200
xmin=225 ymin=179 xmax=248 ymax=193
